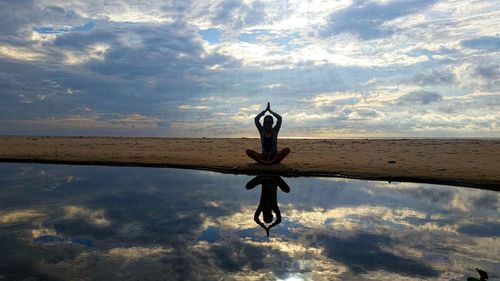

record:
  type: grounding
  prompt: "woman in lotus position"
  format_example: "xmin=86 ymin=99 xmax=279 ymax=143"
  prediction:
xmin=246 ymin=102 xmax=290 ymax=165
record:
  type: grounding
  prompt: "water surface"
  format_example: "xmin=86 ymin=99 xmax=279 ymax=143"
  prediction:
xmin=0 ymin=163 xmax=498 ymax=280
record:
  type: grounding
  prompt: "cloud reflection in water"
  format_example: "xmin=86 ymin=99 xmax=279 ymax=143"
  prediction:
xmin=0 ymin=163 xmax=498 ymax=280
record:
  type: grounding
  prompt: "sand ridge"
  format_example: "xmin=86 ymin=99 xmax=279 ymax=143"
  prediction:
xmin=0 ymin=136 xmax=499 ymax=190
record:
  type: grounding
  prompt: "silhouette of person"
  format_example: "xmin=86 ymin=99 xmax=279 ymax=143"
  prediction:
xmin=246 ymin=175 xmax=290 ymax=237
xmin=246 ymin=102 xmax=291 ymax=165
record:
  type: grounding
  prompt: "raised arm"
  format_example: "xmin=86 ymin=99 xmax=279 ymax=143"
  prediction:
xmin=275 ymin=177 xmax=290 ymax=193
xmin=270 ymin=207 xmax=281 ymax=227
xmin=254 ymin=206 xmax=264 ymax=226
xmin=246 ymin=176 xmax=263 ymax=190
xmin=254 ymin=108 xmax=266 ymax=131
xmin=269 ymin=109 xmax=282 ymax=131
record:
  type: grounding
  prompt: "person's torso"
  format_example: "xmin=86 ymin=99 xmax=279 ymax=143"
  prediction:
xmin=263 ymin=133 xmax=273 ymax=152
xmin=260 ymin=184 xmax=277 ymax=207
xmin=260 ymin=128 xmax=278 ymax=156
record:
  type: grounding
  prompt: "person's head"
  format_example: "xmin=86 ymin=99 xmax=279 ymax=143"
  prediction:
xmin=263 ymin=115 xmax=273 ymax=130
xmin=263 ymin=210 xmax=274 ymax=223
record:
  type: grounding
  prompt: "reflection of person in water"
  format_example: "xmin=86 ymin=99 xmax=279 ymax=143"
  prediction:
xmin=246 ymin=102 xmax=290 ymax=165
xmin=246 ymin=175 xmax=290 ymax=237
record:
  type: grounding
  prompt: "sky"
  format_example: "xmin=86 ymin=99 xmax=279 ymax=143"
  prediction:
xmin=0 ymin=0 xmax=499 ymax=138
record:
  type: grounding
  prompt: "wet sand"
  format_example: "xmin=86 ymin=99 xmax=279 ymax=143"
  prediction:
xmin=0 ymin=136 xmax=499 ymax=189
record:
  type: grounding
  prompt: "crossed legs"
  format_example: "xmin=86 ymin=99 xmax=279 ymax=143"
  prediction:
xmin=246 ymin=147 xmax=291 ymax=165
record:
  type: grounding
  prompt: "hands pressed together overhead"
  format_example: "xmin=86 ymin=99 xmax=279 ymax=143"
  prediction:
xmin=266 ymin=102 xmax=275 ymax=114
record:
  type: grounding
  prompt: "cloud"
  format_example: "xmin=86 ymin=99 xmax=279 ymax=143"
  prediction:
xmin=311 ymin=232 xmax=439 ymax=277
xmin=1 ymin=164 xmax=500 ymax=279
xmin=396 ymin=90 xmax=443 ymax=105
xmin=472 ymin=194 xmax=499 ymax=211
xmin=412 ymin=70 xmax=456 ymax=86
xmin=0 ymin=209 xmax=44 ymax=224
xmin=475 ymin=64 xmax=499 ymax=80
xmin=1 ymin=113 xmax=163 ymax=136
xmin=0 ymin=45 xmax=45 ymax=61
xmin=238 ymin=104 xmax=261 ymax=112
xmin=306 ymin=92 xmax=363 ymax=108
xmin=107 ymin=246 xmax=172 ymax=261
xmin=170 ymin=121 xmax=216 ymax=130
xmin=212 ymin=0 xmax=267 ymax=29
xmin=210 ymin=239 xmax=270 ymax=272
xmin=178 ymin=105 xmax=211 ymax=110
xmin=0 ymin=0 xmax=499 ymax=137
xmin=0 ymin=4 xmax=240 ymax=132
xmin=438 ymin=92 xmax=500 ymax=114
xmin=348 ymin=108 xmax=385 ymax=120
xmin=320 ymin=0 xmax=438 ymax=39
xmin=63 ymin=205 xmax=110 ymax=227
xmin=263 ymin=83 xmax=284 ymax=89
xmin=458 ymin=222 xmax=500 ymax=237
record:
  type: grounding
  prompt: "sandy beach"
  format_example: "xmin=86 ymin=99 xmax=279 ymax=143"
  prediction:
xmin=0 ymin=136 xmax=498 ymax=189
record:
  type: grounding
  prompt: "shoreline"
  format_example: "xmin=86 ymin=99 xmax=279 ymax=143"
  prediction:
xmin=1 ymin=136 xmax=499 ymax=190
xmin=0 ymin=158 xmax=496 ymax=190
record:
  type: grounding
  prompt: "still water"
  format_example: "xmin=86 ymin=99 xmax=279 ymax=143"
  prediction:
xmin=0 ymin=163 xmax=498 ymax=280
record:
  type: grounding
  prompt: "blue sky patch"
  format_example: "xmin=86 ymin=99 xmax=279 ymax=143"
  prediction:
xmin=199 ymin=28 xmax=221 ymax=44
xmin=462 ymin=36 xmax=500 ymax=51
xmin=33 ymin=235 xmax=94 ymax=247
xmin=34 ymin=21 xmax=95 ymax=34
xmin=198 ymin=226 xmax=222 ymax=243
xmin=238 ymin=32 xmax=258 ymax=43
xmin=238 ymin=30 xmax=276 ymax=44
xmin=271 ymin=32 xmax=298 ymax=46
